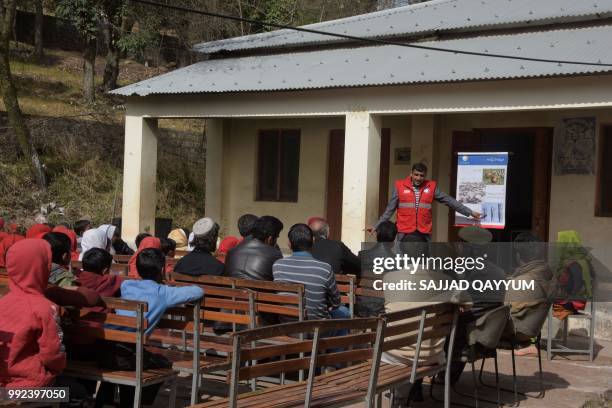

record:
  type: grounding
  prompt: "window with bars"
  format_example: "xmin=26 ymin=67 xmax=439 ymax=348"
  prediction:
xmin=256 ymin=129 xmax=301 ymax=202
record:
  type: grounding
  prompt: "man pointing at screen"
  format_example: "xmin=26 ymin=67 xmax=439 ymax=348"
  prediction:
xmin=368 ymin=162 xmax=482 ymax=242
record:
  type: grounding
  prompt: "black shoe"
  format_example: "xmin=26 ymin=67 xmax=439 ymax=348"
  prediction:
xmin=408 ymin=382 xmax=424 ymax=402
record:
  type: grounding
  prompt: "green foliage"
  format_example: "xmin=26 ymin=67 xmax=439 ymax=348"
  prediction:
xmin=55 ymin=0 xmax=100 ymax=38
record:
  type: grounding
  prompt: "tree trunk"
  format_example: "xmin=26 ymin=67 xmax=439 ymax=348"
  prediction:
xmin=33 ymin=0 xmax=43 ymax=61
xmin=82 ymin=35 xmax=96 ymax=103
xmin=0 ymin=0 xmax=46 ymax=188
xmin=102 ymin=17 xmax=119 ymax=92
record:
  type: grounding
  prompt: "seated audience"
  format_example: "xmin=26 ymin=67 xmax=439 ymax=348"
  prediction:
xmin=217 ymin=213 xmax=258 ymax=263
xmin=168 ymin=228 xmax=189 ymax=251
xmin=0 ymin=239 xmax=66 ymax=387
xmin=79 ymin=228 xmax=109 ymax=261
xmin=225 ymin=215 xmax=283 ymax=281
xmin=505 ymin=232 xmax=556 ymax=355
xmin=308 ymin=216 xmax=360 ymax=275
xmin=26 ymin=223 xmax=52 ymax=239
xmin=77 ymin=248 xmax=122 ymax=311
xmin=356 ymin=220 xmax=398 ymax=317
xmin=98 ymin=224 xmax=120 ymax=255
xmin=382 ymin=234 xmax=469 ymax=406
xmin=128 ymin=236 xmax=161 ymax=278
xmin=73 ymin=219 xmax=92 ymax=250
xmin=273 ymin=223 xmax=350 ymax=322
xmin=52 ymin=225 xmax=80 ymax=261
xmin=216 ymin=236 xmax=240 ymax=263
xmin=134 ymin=232 xmax=152 ymax=250
xmin=161 ymin=237 xmax=177 ymax=277
xmin=0 ymin=233 xmax=24 ymax=267
xmin=43 ymin=232 xmax=76 ymax=288
xmin=120 ymin=248 xmax=204 ymax=335
xmin=161 ymin=237 xmax=176 ymax=258
xmin=174 ymin=218 xmax=224 ymax=277
xmin=97 ymin=248 xmax=203 ymax=407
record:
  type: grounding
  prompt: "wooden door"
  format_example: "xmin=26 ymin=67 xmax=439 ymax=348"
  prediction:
xmin=326 ymin=128 xmax=391 ymax=240
xmin=326 ymin=130 xmax=345 ymax=240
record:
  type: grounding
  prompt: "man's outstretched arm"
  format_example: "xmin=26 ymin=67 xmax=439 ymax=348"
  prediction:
xmin=373 ymin=188 xmax=399 ymax=230
xmin=435 ymin=187 xmax=481 ymax=218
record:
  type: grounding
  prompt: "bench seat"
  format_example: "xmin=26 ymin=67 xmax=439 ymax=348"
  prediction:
xmin=64 ymin=360 xmax=178 ymax=386
xmin=193 ymin=361 xmax=432 ymax=408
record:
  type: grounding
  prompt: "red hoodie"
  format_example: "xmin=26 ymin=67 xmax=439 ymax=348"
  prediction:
xmin=0 ymin=239 xmax=66 ymax=387
xmin=0 ymin=234 xmax=25 ymax=268
xmin=52 ymin=226 xmax=80 ymax=261
xmin=128 ymin=236 xmax=161 ymax=278
xmin=26 ymin=224 xmax=52 ymax=240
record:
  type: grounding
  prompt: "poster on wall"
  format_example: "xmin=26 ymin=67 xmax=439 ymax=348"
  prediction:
xmin=455 ymin=152 xmax=508 ymax=229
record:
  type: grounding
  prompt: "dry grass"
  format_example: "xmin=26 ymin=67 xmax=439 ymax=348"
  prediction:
xmin=1 ymin=43 xmax=205 ymax=228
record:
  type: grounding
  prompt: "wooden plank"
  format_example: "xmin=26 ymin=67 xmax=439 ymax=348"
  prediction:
xmin=74 ymin=310 xmax=146 ymax=329
xmin=236 ymin=317 xmax=380 ymax=343
xmin=64 ymin=325 xmax=138 ymax=344
xmin=238 ymin=357 xmax=311 ymax=380
xmin=101 ymin=297 xmax=148 ymax=312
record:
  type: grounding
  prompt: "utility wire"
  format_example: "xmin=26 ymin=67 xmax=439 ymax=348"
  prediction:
xmin=132 ymin=0 xmax=612 ymax=67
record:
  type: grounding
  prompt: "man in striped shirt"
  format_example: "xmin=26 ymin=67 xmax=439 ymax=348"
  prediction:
xmin=273 ymin=224 xmax=350 ymax=321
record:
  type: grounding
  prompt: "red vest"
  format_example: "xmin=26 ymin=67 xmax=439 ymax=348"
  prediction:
xmin=395 ymin=178 xmax=437 ymax=234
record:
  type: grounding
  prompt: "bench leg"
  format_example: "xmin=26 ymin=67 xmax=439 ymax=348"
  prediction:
xmin=168 ymin=377 xmax=177 ymax=408
xmin=133 ymin=384 xmax=142 ymax=408
xmin=494 ymin=352 xmax=501 ymax=407
xmin=471 ymin=359 xmax=479 ymax=408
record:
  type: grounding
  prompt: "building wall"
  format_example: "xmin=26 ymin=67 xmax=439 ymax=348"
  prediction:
xmin=220 ymin=116 xmax=412 ymax=248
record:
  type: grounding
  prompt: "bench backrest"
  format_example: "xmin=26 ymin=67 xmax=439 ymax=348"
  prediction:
xmin=335 ymin=274 xmax=357 ymax=316
xmin=62 ymin=297 xmax=149 ymax=385
xmin=171 ymin=281 xmax=255 ymax=329
xmin=379 ymin=303 xmax=458 ymax=383
xmin=112 ymin=254 xmax=132 ymax=264
xmin=227 ymin=317 xmax=384 ymax=407
xmin=173 ymin=273 xmax=305 ymax=323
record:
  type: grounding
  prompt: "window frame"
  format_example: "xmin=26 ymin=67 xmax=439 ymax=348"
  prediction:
xmin=255 ymin=128 xmax=301 ymax=203
xmin=595 ymin=123 xmax=612 ymax=217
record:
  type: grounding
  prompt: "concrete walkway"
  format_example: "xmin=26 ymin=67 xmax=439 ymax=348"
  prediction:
xmin=153 ymin=337 xmax=612 ymax=407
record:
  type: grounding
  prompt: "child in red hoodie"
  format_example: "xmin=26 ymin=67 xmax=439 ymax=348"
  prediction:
xmin=0 ymin=239 xmax=66 ymax=387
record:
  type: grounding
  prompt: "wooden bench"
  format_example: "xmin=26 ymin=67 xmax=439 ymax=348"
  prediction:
xmin=191 ymin=317 xmax=385 ymax=408
xmin=62 ymin=297 xmax=179 ymax=408
xmin=113 ymin=254 xmax=132 ymax=264
xmin=374 ymin=303 xmax=459 ymax=407
xmin=335 ymin=274 xmax=357 ymax=317
xmin=149 ymin=283 xmax=257 ymax=398
xmin=172 ymin=274 xmax=306 ymax=325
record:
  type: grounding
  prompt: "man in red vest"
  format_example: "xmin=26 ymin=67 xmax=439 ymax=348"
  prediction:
xmin=369 ymin=162 xmax=481 ymax=241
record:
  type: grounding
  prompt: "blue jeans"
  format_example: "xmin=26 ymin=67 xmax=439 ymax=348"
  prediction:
xmin=327 ymin=305 xmax=351 ymax=338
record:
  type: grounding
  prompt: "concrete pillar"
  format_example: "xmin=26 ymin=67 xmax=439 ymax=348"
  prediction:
xmin=121 ymin=116 xmax=158 ymax=246
xmin=341 ymin=112 xmax=381 ymax=252
xmin=205 ymin=119 xmax=224 ymax=223
xmin=410 ymin=114 xmax=435 ymax=168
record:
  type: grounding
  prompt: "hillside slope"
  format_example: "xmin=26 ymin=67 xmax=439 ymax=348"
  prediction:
xmin=0 ymin=43 xmax=206 ymax=228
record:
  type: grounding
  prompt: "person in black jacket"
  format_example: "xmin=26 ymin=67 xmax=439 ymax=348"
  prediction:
xmin=356 ymin=221 xmax=398 ymax=317
xmin=225 ymin=216 xmax=283 ymax=281
xmin=174 ymin=217 xmax=224 ymax=276
xmin=307 ymin=217 xmax=360 ymax=275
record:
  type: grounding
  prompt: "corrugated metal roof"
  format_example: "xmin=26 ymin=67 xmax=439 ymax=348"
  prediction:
xmin=193 ymin=0 xmax=612 ymax=54
xmin=113 ymin=25 xmax=612 ymax=97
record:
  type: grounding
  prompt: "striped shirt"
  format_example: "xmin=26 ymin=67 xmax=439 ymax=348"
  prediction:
xmin=273 ymin=251 xmax=340 ymax=320
xmin=412 ymin=184 xmax=421 ymax=210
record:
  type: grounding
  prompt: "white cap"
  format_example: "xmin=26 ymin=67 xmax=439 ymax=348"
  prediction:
xmin=193 ymin=217 xmax=215 ymax=236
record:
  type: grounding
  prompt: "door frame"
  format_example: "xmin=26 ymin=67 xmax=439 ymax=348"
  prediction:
xmin=448 ymin=127 xmax=553 ymax=242
xmin=325 ymin=128 xmax=391 ymax=240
